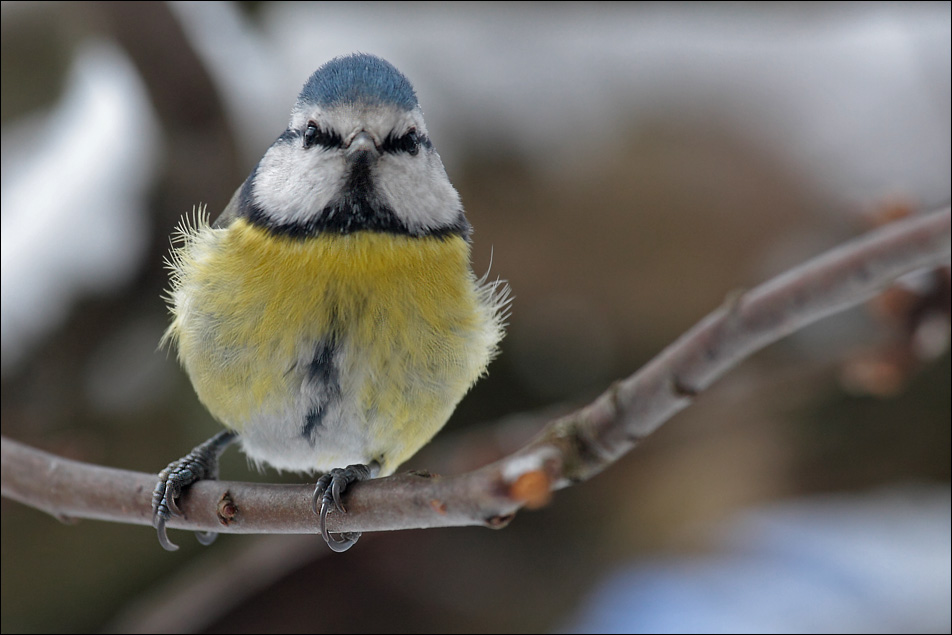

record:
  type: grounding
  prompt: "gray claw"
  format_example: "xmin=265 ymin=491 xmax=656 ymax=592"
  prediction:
xmin=311 ymin=462 xmax=378 ymax=552
xmin=331 ymin=476 xmax=346 ymax=512
xmin=155 ymin=517 xmax=180 ymax=552
xmin=151 ymin=430 xmax=237 ymax=551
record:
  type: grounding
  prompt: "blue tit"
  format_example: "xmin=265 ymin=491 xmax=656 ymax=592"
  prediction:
xmin=152 ymin=53 xmax=509 ymax=552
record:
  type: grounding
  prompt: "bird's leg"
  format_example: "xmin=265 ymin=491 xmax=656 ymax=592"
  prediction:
xmin=152 ymin=430 xmax=238 ymax=551
xmin=311 ymin=461 xmax=380 ymax=552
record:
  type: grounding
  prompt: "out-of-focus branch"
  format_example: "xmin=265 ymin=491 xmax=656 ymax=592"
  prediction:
xmin=2 ymin=207 xmax=949 ymax=539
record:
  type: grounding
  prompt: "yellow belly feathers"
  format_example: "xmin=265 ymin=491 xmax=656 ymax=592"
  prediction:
xmin=164 ymin=216 xmax=501 ymax=474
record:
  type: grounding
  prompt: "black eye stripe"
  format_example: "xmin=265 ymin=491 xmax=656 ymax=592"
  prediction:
xmin=298 ymin=123 xmax=429 ymax=154
xmin=304 ymin=122 xmax=343 ymax=150
xmin=381 ymin=129 xmax=428 ymax=155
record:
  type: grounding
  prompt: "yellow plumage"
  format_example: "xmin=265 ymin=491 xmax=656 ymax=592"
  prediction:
xmin=163 ymin=212 xmax=506 ymax=475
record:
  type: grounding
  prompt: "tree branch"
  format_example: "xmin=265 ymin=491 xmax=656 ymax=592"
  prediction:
xmin=2 ymin=207 xmax=949 ymax=539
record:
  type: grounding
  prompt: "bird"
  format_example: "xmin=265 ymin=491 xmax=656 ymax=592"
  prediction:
xmin=152 ymin=53 xmax=509 ymax=552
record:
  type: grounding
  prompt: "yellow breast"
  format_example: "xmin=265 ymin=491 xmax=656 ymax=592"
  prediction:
xmin=164 ymin=216 xmax=502 ymax=473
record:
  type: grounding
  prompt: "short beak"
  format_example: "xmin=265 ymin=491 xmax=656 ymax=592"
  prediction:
xmin=346 ymin=131 xmax=378 ymax=161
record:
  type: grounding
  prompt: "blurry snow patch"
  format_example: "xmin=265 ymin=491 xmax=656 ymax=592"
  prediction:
xmin=167 ymin=2 xmax=285 ymax=163
xmin=1 ymin=40 xmax=158 ymax=372
xmin=565 ymin=485 xmax=951 ymax=633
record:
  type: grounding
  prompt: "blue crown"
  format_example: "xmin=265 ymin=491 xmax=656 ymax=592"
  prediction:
xmin=299 ymin=53 xmax=418 ymax=111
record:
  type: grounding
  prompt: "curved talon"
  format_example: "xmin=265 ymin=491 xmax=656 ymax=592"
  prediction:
xmin=318 ymin=479 xmax=355 ymax=548
xmin=155 ymin=517 xmax=180 ymax=552
xmin=319 ymin=498 xmax=361 ymax=552
xmin=331 ymin=478 xmax=345 ymax=513
xmin=326 ymin=531 xmax=361 ymax=553
xmin=166 ymin=485 xmax=183 ymax=517
xmin=319 ymin=497 xmax=332 ymax=543
xmin=311 ymin=485 xmax=324 ymax=515
xmin=311 ymin=462 xmax=378 ymax=552
xmin=150 ymin=430 xmax=237 ymax=551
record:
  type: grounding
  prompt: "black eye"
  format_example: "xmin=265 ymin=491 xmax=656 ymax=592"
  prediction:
xmin=403 ymin=130 xmax=420 ymax=156
xmin=303 ymin=122 xmax=342 ymax=150
xmin=303 ymin=123 xmax=318 ymax=148
xmin=383 ymin=128 xmax=423 ymax=156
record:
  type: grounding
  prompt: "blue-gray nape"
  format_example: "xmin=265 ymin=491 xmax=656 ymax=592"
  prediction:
xmin=299 ymin=53 xmax=419 ymax=111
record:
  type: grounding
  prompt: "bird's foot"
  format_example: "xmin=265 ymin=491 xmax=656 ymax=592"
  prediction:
xmin=152 ymin=430 xmax=237 ymax=551
xmin=311 ymin=462 xmax=379 ymax=552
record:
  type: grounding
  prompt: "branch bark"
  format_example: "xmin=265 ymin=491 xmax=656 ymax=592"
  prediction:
xmin=2 ymin=207 xmax=950 ymax=539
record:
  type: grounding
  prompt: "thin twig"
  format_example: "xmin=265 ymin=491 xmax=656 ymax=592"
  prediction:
xmin=2 ymin=207 xmax=949 ymax=538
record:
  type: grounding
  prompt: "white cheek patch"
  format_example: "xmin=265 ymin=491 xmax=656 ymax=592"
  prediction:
xmin=251 ymin=141 xmax=344 ymax=225
xmin=374 ymin=151 xmax=462 ymax=233
xmin=251 ymin=104 xmax=462 ymax=234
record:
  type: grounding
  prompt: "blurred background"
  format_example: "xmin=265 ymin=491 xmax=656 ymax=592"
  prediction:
xmin=1 ymin=2 xmax=949 ymax=632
